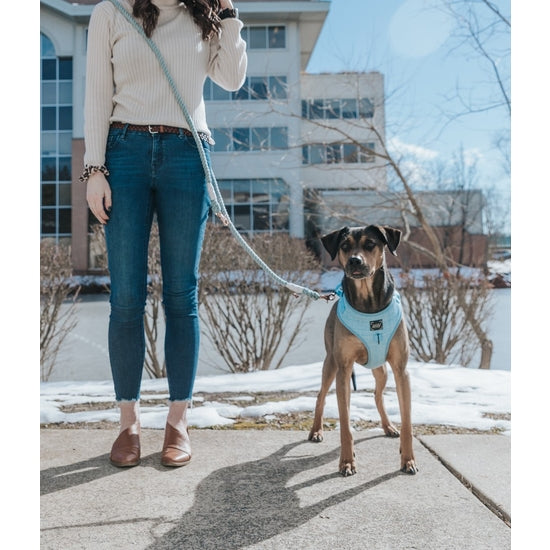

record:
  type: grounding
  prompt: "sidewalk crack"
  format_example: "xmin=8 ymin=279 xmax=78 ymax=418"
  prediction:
xmin=416 ymin=437 xmax=511 ymax=527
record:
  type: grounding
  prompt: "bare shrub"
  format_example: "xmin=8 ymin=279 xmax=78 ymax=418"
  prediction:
xmin=90 ymin=223 xmax=107 ymax=262
xmin=199 ymin=224 xmax=319 ymax=373
xmin=40 ymin=240 xmax=80 ymax=381
xmin=400 ymin=271 xmax=494 ymax=369
xmin=143 ymin=222 xmax=166 ymax=379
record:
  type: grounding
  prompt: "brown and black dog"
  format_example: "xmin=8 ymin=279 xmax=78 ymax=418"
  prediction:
xmin=308 ymin=225 xmax=418 ymax=476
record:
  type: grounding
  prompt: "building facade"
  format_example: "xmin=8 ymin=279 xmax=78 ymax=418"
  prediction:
xmin=41 ymin=0 xmax=486 ymax=273
xmin=41 ymin=0 xmax=391 ymax=272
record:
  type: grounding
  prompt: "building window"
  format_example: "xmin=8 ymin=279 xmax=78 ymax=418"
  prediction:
xmin=41 ymin=33 xmax=73 ymax=239
xmin=212 ymin=127 xmax=288 ymax=152
xmin=204 ymin=76 xmax=287 ymax=101
xmin=241 ymin=26 xmax=286 ymax=49
xmin=358 ymin=98 xmax=375 ymax=118
xmin=326 ymin=144 xmax=342 ymax=164
xmin=341 ymin=98 xmax=357 ymax=119
xmin=212 ymin=179 xmax=289 ymax=235
xmin=301 ymin=98 xmax=374 ymax=120
xmin=302 ymin=143 xmax=376 ymax=165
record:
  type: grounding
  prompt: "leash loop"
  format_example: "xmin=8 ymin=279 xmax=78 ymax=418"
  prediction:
xmin=107 ymin=0 xmax=326 ymax=300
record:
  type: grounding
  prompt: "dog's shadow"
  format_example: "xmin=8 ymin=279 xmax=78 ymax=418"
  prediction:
xmin=146 ymin=433 xmax=401 ymax=550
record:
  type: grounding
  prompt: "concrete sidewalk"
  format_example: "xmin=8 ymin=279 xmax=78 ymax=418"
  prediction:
xmin=40 ymin=429 xmax=510 ymax=549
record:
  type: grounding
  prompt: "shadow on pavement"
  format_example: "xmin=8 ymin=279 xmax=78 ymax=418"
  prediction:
xmin=147 ymin=434 xmax=401 ymax=549
xmin=41 ymin=452 xmax=123 ymax=496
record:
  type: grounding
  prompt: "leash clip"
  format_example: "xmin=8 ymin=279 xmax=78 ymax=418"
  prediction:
xmin=320 ymin=292 xmax=336 ymax=302
xmin=215 ymin=212 xmax=230 ymax=226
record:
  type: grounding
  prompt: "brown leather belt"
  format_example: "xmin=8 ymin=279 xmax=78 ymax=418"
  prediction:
xmin=110 ymin=121 xmax=210 ymax=142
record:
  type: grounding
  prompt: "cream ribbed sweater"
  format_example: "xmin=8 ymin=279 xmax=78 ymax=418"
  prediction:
xmin=84 ymin=0 xmax=247 ymax=166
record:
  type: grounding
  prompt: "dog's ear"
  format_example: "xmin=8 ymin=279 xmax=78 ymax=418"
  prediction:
xmin=369 ymin=225 xmax=402 ymax=256
xmin=321 ymin=227 xmax=350 ymax=260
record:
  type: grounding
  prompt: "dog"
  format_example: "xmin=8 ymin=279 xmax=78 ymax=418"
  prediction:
xmin=308 ymin=225 xmax=418 ymax=476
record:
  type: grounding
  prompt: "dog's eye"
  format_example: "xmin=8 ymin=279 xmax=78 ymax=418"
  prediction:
xmin=364 ymin=241 xmax=376 ymax=251
xmin=340 ymin=242 xmax=351 ymax=252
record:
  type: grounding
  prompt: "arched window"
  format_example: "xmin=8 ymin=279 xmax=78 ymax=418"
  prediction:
xmin=41 ymin=33 xmax=73 ymax=240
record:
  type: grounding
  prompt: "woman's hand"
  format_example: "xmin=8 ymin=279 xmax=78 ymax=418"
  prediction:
xmin=86 ymin=171 xmax=112 ymax=224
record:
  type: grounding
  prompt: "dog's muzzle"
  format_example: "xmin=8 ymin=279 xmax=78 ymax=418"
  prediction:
xmin=345 ymin=256 xmax=372 ymax=279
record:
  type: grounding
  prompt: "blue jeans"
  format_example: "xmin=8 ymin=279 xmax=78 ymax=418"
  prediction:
xmin=104 ymin=125 xmax=211 ymax=401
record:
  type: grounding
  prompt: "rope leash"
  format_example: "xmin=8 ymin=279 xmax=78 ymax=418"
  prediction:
xmin=108 ymin=0 xmax=333 ymax=301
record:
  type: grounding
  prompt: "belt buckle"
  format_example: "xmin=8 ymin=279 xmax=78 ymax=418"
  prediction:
xmin=148 ymin=125 xmax=158 ymax=134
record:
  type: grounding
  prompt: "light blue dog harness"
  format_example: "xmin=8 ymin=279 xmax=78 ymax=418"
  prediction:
xmin=335 ymin=284 xmax=403 ymax=369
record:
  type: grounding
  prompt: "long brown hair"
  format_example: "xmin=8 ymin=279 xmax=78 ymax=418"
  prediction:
xmin=132 ymin=0 xmax=222 ymax=40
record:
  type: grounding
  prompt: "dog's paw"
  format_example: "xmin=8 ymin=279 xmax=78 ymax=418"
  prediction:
xmin=339 ymin=460 xmax=357 ymax=477
xmin=383 ymin=423 xmax=400 ymax=437
xmin=400 ymin=459 xmax=418 ymax=475
xmin=308 ymin=430 xmax=324 ymax=443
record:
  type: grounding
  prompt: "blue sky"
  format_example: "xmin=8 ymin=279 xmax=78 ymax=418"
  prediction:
xmin=306 ymin=0 xmax=511 ymax=221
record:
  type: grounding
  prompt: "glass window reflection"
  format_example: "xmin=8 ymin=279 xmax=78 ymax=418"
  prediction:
xmin=40 ymin=32 xmax=73 ymax=238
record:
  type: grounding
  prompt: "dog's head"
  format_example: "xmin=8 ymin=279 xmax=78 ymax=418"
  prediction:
xmin=321 ymin=225 xmax=401 ymax=279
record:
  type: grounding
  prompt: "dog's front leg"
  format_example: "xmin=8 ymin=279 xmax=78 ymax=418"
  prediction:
xmin=336 ymin=364 xmax=356 ymax=476
xmin=372 ymin=365 xmax=400 ymax=437
xmin=309 ymin=355 xmax=337 ymax=443
xmin=391 ymin=363 xmax=418 ymax=474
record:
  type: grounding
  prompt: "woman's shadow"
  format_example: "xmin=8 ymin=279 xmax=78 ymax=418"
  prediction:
xmin=147 ymin=433 xmax=401 ymax=550
xmin=41 ymin=451 xmax=115 ymax=496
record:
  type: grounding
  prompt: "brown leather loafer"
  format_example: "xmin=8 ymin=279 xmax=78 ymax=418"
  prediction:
xmin=161 ymin=423 xmax=192 ymax=467
xmin=110 ymin=428 xmax=140 ymax=467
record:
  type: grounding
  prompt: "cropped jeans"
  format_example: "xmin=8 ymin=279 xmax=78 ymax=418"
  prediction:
xmin=104 ymin=124 xmax=211 ymax=402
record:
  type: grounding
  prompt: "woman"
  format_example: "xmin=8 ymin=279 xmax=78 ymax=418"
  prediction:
xmin=81 ymin=0 xmax=247 ymax=467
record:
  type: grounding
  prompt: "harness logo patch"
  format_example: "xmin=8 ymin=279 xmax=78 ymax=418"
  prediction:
xmin=370 ymin=319 xmax=383 ymax=331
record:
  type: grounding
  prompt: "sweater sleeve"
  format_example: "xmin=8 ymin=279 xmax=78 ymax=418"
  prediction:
xmin=207 ymin=18 xmax=247 ymax=92
xmin=83 ymin=2 xmax=115 ymax=167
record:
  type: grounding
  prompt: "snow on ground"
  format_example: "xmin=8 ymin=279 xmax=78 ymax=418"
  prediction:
xmin=40 ymin=361 xmax=510 ymax=435
xmin=43 ymin=261 xmax=511 ymax=434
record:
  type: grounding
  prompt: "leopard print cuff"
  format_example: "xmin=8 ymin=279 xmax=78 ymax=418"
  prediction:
xmin=79 ymin=164 xmax=110 ymax=184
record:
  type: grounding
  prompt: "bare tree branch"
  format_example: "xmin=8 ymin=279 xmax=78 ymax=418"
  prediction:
xmin=40 ymin=241 xmax=80 ymax=381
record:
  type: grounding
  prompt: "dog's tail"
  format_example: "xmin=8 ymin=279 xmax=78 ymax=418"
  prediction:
xmin=351 ymin=369 xmax=357 ymax=391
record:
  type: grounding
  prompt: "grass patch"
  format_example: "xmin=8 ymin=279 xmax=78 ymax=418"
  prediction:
xmin=43 ymin=390 xmax=508 ymax=435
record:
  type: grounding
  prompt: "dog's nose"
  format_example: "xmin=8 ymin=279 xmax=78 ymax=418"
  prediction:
xmin=348 ymin=256 xmax=363 ymax=267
